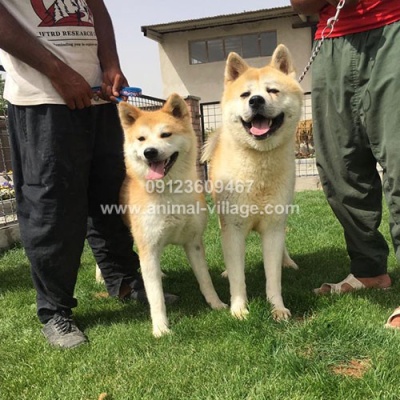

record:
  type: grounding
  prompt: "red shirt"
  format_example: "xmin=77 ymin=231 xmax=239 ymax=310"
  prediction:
xmin=315 ymin=0 xmax=400 ymax=39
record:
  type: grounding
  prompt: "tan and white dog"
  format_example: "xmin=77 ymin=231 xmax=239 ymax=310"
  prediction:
xmin=202 ymin=44 xmax=302 ymax=321
xmin=118 ymin=94 xmax=226 ymax=337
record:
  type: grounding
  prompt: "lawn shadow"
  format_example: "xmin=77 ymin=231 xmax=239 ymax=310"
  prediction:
xmin=77 ymin=303 xmax=150 ymax=330
xmin=0 ymin=256 xmax=32 ymax=294
xmin=291 ymin=246 xmax=400 ymax=313
xmin=78 ymin=266 xmax=230 ymax=331
xmin=153 ymin=267 xmax=231 ymax=315
xmin=228 ymin=246 xmax=400 ymax=318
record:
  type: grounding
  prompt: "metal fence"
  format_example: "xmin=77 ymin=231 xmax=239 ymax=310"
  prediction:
xmin=1 ymin=109 xmax=17 ymax=227
xmin=0 ymin=92 xmax=317 ymax=225
xmin=128 ymin=93 xmax=165 ymax=109
xmin=200 ymin=92 xmax=317 ymax=178
xmin=0 ymin=94 xmax=166 ymax=227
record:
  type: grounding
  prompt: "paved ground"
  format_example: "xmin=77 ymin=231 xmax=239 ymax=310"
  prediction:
xmin=295 ymin=175 xmax=321 ymax=191
xmin=294 ymin=158 xmax=320 ymax=191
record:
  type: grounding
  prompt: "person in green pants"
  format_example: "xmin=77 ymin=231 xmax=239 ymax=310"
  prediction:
xmin=290 ymin=0 xmax=400 ymax=327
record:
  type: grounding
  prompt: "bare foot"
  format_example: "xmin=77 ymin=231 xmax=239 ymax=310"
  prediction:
xmin=357 ymin=274 xmax=392 ymax=289
xmin=385 ymin=307 xmax=400 ymax=329
xmin=315 ymin=273 xmax=391 ymax=295
xmin=388 ymin=314 xmax=400 ymax=329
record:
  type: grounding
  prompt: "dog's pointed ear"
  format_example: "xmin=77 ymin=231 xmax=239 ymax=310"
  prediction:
xmin=162 ymin=93 xmax=189 ymax=119
xmin=118 ymin=102 xmax=141 ymax=129
xmin=225 ymin=52 xmax=249 ymax=84
xmin=270 ymin=44 xmax=296 ymax=79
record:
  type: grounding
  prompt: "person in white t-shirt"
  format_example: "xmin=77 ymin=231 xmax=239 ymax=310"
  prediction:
xmin=0 ymin=0 xmax=177 ymax=349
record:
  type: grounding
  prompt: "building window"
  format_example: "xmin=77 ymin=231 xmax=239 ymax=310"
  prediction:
xmin=208 ymin=39 xmax=224 ymax=62
xmin=242 ymin=34 xmax=259 ymax=58
xmin=190 ymin=41 xmax=207 ymax=64
xmin=224 ymin=36 xmax=242 ymax=55
xmin=260 ymin=32 xmax=277 ymax=57
xmin=189 ymin=31 xmax=277 ymax=64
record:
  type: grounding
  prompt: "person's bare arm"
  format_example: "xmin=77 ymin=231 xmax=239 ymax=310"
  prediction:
xmin=0 ymin=4 xmax=93 ymax=109
xmin=326 ymin=0 xmax=360 ymax=6
xmin=290 ymin=0 xmax=360 ymax=15
xmin=290 ymin=0 xmax=328 ymax=15
xmin=87 ymin=0 xmax=128 ymax=101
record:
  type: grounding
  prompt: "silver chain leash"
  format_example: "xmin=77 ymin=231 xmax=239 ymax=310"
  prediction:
xmin=298 ymin=0 xmax=346 ymax=83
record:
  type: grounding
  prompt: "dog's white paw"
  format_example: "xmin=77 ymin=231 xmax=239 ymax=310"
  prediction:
xmin=230 ymin=302 xmax=249 ymax=320
xmin=272 ymin=307 xmax=291 ymax=321
xmin=221 ymin=270 xmax=228 ymax=278
xmin=282 ymin=259 xmax=299 ymax=270
xmin=152 ymin=323 xmax=171 ymax=338
xmin=95 ymin=264 xmax=105 ymax=284
xmin=210 ymin=299 xmax=228 ymax=310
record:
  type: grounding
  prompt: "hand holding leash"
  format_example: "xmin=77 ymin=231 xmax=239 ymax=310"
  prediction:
xmin=92 ymin=86 xmax=142 ymax=102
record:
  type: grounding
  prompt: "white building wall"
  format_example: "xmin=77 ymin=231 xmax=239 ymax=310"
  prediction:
xmin=158 ymin=16 xmax=312 ymax=103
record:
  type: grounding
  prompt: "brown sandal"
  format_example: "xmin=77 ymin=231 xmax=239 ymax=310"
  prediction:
xmin=314 ymin=274 xmax=365 ymax=295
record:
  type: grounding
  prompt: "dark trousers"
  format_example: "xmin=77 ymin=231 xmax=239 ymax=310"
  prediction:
xmin=7 ymin=103 xmax=143 ymax=323
xmin=312 ymin=21 xmax=400 ymax=277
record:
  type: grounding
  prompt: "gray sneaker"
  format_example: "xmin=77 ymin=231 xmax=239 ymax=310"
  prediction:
xmin=41 ymin=313 xmax=88 ymax=349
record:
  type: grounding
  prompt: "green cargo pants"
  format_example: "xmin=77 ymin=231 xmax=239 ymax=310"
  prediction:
xmin=312 ymin=20 xmax=400 ymax=277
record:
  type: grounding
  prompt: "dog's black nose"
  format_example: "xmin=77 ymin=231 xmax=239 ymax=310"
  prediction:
xmin=144 ymin=147 xmax=159 ymax=160
xmin=249 ymin=95 xmax=265 ymax=109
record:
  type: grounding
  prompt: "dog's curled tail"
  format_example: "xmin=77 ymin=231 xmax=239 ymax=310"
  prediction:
xmin=201 ymin=128 xmax=221 ymax=163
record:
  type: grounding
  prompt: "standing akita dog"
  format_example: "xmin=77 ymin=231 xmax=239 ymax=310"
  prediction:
xmin=118 ymin=94 xmax=226 ymax=337
xmin=202 ymin=45 xmax=303 ymax=321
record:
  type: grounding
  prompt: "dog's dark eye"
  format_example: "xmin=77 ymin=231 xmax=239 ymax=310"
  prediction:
xmin=138 ymin=136 xmax=145 ymax=142
xmin=240 ymin=91 xmax=251 ymax=98
xmin=160 ymin=132 xmax=172 ymax=138
xmin=267 ymin=88 xmax=279 ymax=94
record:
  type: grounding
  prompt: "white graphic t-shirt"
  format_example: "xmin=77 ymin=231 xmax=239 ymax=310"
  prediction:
xmin=0 ymin=0 xmax=103 ymax=105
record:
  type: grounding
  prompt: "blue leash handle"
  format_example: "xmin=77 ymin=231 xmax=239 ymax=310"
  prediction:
xmin=92 ymin=86 xmax=142 ymax=102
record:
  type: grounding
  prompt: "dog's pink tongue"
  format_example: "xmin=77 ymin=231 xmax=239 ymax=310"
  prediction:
xmin=250 ymin=120 xmax=270 ymax=136
xmin=146 ymin=162 xmax=165 ymax=180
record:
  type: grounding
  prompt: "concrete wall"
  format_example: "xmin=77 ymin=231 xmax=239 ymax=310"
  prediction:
xmin=0 ymin=224 xmax=20 ymax=251
xmin=158 ymin=16 xmax=312 ymax=103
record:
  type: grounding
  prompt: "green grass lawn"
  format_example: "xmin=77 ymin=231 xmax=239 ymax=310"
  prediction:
xmin=1 ymin=190 xmax=400 ymax=400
